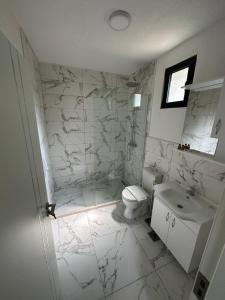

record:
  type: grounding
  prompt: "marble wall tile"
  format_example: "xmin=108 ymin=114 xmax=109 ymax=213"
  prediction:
xmin=145 ymin=137 xmax=175 ymax=161
xmin=41 ymin=61 xmax=154 ymax=190
xmin=54 ymin=173 xmax=86 ymax=190
xmin=45 ymin=107 xmax=85 ymax=122
xmin=144 ymin=136 xmax=225 ymax=205
xmin=172 ymin=149 xmax=225 ymax=182
xmin=169 ymin=162 xmax=225 ymax=205
xmin=83 ymin=69 xmax=117 ymax=87
xmin=44 ymin=94 xmax=84 ymax=110
xmin=41 ymin=62 xmax=131 ymax=190
xmin=42 ymin=81 xmax=83 ymax=96
xmin=83 ymin=84 xmax=118 ymax=100
xmin=144 ymin=152 xmax=172 ymax=181
xmin=129 ymin=62 xmax=156 ymax=95
xmin=40 ymin=63 xmax=83 ymax=83
xmin=123 ymin=63 xmax=156 ymax=186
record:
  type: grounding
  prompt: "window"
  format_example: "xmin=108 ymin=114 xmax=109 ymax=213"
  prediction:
xmin=161 ymin=55 xmax=197 ymax=108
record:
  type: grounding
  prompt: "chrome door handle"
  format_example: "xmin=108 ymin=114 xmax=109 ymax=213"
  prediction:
xmin=172 ymin=218 xmax=176 ymax=228
xmin=166 ymin=212 xmax=169 ymax=222
xmin=46 ymin=203 xmax=56 ymax=219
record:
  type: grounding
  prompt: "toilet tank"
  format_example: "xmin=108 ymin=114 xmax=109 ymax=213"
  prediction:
xmin=142 ymin=167 xmax=163 ymax=195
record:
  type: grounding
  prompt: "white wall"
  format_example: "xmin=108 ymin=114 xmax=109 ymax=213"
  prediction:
xmin=150 ymin=18 xmax=225 ymax=143
xmin=0 ymin=0 xmax=22 ymax=54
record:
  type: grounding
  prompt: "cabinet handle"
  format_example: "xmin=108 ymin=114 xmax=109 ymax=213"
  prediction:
xmin=172 ymin=218 xmax=176 ymax=228
xmin=166 ymin=212 xmax=169 ymax=222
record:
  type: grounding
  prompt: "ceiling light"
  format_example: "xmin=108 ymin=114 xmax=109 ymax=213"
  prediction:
xmin=108 ymin=10 xmax=131 ymax=31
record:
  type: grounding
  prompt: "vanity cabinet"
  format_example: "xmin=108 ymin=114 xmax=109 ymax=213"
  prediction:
xmin=151 ymin=197 xmax=212 ymax=273
xmin=151 ymin=196 xmax=170 ymax=244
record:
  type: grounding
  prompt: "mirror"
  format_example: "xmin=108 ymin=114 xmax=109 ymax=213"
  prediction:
xmin=181 ymin=88 xmax=222 ymax=155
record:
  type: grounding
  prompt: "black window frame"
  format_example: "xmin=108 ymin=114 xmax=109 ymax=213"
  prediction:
xmin=161 ymin=55 xmax=197 ymax=109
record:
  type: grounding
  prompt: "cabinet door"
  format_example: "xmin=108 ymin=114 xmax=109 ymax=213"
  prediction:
xmin=167 ymin=215 xmax=197 ymax=272
xmin=151 ymin=198 xmax=170 ymax=244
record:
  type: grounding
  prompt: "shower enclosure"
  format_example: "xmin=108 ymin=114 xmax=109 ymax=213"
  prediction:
xmin=40 ymin=63 xmax=152 ymax=216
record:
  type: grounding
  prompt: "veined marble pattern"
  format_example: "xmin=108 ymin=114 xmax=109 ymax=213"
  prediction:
xmin=54 ymin=179 xmax=124 ymax=216
xmin=52 ymin=203 xmax=195 ymax=300
xmin=40 ymin=62 xmax=131 ymax=190
xmin=144 ymin=136 xmax=225 ymax=206
xmin=124 ymin=63 xmax=155 ymax=186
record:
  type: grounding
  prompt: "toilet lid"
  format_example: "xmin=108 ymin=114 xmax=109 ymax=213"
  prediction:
xmin=122 ymin=185 xmax=148 ymax=202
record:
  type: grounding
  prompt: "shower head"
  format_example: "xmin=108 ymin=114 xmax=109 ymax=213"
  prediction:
xmin=126 ymin=81 xmax=139 ymax=88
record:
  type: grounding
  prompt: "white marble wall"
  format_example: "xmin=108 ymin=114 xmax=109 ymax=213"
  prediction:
xmin=21 ymin=32 xmax=54 ymax=202
xmin=124 ymin=62 xmax=156 ymax=185
xmin=182 ymin=89 xmax=220 ymax=155
xmin=144 ymin=136 xmax=225 ymax=206
xmin=40 ymin=63 xmax=132 ymax=189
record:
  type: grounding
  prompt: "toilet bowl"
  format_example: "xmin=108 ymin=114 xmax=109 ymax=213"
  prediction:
xmin=122 ymin=167 xmax=163 ymax=219
xmin=122 ymin=185 xmax=148 ymax=219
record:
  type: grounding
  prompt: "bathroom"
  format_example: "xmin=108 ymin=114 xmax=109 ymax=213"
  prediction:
xmin=1 ymin=1 xmax=225 ymax=300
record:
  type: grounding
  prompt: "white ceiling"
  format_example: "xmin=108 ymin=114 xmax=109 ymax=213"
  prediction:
xmin=7 ymin=0 xmax=225 ymax=74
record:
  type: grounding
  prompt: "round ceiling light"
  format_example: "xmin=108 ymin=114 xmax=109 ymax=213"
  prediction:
xmin=108 ymin=10 xmax=131 ymax=31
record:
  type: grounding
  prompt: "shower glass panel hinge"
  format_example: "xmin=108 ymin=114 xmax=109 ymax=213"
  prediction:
xmin=46 ymin=203 xmax=56 ymax=219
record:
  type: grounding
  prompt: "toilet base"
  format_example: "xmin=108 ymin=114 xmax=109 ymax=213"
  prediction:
xmin=124 ymin=207 xmax=134 ymax=219
xmin=123 ymin=201 xmax=148 ymax=219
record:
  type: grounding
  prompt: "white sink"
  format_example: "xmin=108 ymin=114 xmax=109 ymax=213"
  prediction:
xmin=160 ymin=188 xmax=200 ymax=215
xmin=154 ymin=182 xmax=215 ymax=223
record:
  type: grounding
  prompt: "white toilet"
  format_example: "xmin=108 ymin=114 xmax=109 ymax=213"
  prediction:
xmin=122 ymin=167 xmax=162 ymax=219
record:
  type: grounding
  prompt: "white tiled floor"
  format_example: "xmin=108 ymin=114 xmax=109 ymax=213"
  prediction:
xmin=52 ymin=203 xmax=195 ymax=300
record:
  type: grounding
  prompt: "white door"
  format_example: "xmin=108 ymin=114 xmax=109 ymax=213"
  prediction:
xmin=167 ymin=215 xmax=196 ymax=272
xmin=0 ymin=32 xmax=59 ymax=299
xmin=151 ymin=197 xmax=170 ymax=244
xmin=205 ymin=243 xmax=225 ymax=300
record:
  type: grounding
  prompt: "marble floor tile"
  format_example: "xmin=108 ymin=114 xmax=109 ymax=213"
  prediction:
xmin=52 ymin=204 xmax=195 ymax=300
xmin=93 ymin=227 xmax=154 ymax=296
xmin=87 ymin=205 xmax=126 ymax=238
xmin=54 ymin=178 xmax=123 ymax=216
xmin=52 ymin=214 xmax=104 ymax=300
xmin=105 ymin=272 xmax=171 ymax=300
xmin=54 ymin=186 xmax=86 ymax=216
xmin=131 ymin=222 xmax=174 ymax=270
xmin=157 ymin=260 xmax=195 ymax=300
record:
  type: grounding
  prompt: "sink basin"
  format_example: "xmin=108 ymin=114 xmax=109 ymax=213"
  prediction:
xmin=160 ymin=188 xmax=199 ymax=215
xmin=154 ymin=182 xmax=215 ymax=223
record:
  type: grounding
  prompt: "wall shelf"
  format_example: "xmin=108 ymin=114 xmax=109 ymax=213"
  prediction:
xmin=183 ymin=77 xmax=224 ymax=92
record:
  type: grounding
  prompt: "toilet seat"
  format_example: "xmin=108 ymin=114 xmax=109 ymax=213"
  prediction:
xmin=122 ymin=185 xmax=148 ymax=202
